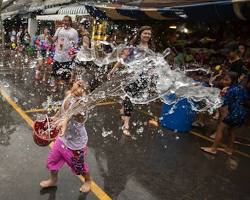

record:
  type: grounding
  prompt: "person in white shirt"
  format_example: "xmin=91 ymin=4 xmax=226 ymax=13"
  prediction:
xmin=10 ymin=28 xmax=16 ymax=43
xmin=51 ymin=16 xmax=78 ymax=92
xmin=16 ymin=27 xmax=24 ymax=51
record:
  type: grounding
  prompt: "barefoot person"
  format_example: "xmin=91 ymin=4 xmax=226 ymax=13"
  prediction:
xmin=40 ymin=80 xmax=91 ymax=192
xmin=51 ymin=16 xmax=78 ymax=91
xmin=107 ymin=26 xmax=154 ymax=136
xmin=201 ymin=72 xmax=248 ymax=155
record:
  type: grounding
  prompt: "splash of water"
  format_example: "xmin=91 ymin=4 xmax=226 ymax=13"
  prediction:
xmin=48 ymin=42 xmax=222 ymax=124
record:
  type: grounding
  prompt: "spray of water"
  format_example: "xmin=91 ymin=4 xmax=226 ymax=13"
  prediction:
xmin=47 ymin=41 xmax=222 ymax=125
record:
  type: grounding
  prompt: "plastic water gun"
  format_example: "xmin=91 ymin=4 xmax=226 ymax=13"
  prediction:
xmin=68 ymin=46 xmax=78 ymax=56
xmin=47 ymin=51 xmax=55 ymax=65
xmin=35 ymin=39 xmax=40 ymax=46
xmin=47 ymin=56 xmax=54 ymax=65
xmin=40 ymin=40 xmax=47 ymax=50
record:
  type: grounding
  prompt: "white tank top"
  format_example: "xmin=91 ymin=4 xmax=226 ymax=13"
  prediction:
xmin=59 ymin=95 xmax=88 ymax=150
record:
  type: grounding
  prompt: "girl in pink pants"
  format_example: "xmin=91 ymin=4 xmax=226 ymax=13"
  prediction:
xmin=40 ymin=80 xmax=91 ymax=193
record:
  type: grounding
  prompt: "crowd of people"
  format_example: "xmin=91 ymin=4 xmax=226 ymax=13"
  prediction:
xmin=5 ymin=16 xmax=249 ymax=192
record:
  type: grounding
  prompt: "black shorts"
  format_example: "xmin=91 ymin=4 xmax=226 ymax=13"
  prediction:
xmin=122 ymin=76 xmax=148 ymax=117
xmin=52 ymin=61 xmax=73 ymax=81
xmin=122 ymin=97 xmax=133 ymax=117
xmin=124 ymin=78 xmax=148 ymax=98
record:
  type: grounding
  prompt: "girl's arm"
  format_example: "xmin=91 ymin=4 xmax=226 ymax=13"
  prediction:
xmin=107 ymin=62 xmax=123 ymax=80
xmin=47 ymin=34 xmax=54 ymax=43
xmin=220 ymin=87 xmax=231 ymax=118
xmin=57 ymin=97 xmax=71 ymax=136
xmin=209 ymin=70 xmax=222 ymax=86
xmin=51 ymin=109 xmax=61 ymax=121
xmin=82 ymin=35 xmax=90 ymax=48
xmin=107 ymin=48 xmax=130 ymax=79
xmin=58 ymin=118 xmax=69 ymax=136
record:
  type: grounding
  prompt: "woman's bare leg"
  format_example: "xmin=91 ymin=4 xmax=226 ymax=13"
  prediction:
xmin=211 ymin=122 xmax=228 ymax=150
xmin=122 ymin=116 xmax=131 ymax=136
xmin=201 ymin=122 xmax=227 ymax=154
xmin=226 ymin=126 xmax=235 ymax=155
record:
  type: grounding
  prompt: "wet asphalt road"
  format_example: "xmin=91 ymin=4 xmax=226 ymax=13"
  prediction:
xmin=0 ymin=52 xmax=250 ymax=200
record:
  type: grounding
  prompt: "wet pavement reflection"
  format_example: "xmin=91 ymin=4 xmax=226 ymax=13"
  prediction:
xmin=0 ymin=51 xmax=250 ymax=200
xmin=0 ymin=97 xmax=16 ymax=146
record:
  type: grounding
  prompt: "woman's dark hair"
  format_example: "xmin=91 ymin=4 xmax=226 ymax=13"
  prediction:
xmin=226 ymin=71 xmax=238 ymax=85
xmin=129 ymin=26 xmax=155 ymax=50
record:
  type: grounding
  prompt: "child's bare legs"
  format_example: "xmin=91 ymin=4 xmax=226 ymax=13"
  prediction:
xmin=122 ymin=116 xmax=131 ymax=136
xmin=79 ymin=173 xmax=91 ymax=193
xmin=201 ymin=122 xmax=227 ymax=154
xmin=51 ymin=78 xmax=60 ymax=92
xmin=219 ymin=126 xmax=234 ymax=155
xmin=40 ymin=171 xmax=58 ymax=188
xmin=35 ymin=60 xmax=43 ymax=80
xmin=227 ymin=128 xmax=235 ymax=154
xmin=120 ymin=107 xmax=131 ymax=136
xmin=42 ymin=65 xmax=49 ymax=82
xmin=212 ymin=122 xmax=227 ymax=149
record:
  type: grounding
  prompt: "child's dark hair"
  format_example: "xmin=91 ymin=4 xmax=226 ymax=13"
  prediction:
xmin=226 ymin=71 xmax=238 ymax=85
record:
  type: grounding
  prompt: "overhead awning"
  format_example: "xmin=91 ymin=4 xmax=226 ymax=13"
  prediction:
xmin=85 ymin=0 xmax=250 ymax=21
xmin=174 ymin=0 xmax=250 ymax=21
xmin=58 ymin=5 xmax=89 ymax=15
xmin=1 ymin=10 xmax=20 ymax=20
xmin=43 ymin=0 xmax=72 ymax=7
xmin=126 ymin=0 xmax=226 ymax=7
xmin=36 ymin=14 xmax=76 ymax=21
xmin=43 ymin=6 xmax=62 ymax=15
xmin=85 ymin=4 xmax=186 ymax=21
xmin=1 ymin=3 xmax=30 ymax=20
xmin=28 ymin=5 xmax=45 ymax=12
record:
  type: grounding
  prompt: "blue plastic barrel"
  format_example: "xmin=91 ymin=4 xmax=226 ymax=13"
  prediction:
xmin=160 ymin=96 xmax=196 ymax=133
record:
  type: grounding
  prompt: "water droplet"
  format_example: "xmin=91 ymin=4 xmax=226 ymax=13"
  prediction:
xmin=101 ymin=129 xmax=112 ymax=137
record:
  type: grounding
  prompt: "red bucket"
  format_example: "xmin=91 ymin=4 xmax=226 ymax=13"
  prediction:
xmin=33 ymin=118 xmax=60 ymax=146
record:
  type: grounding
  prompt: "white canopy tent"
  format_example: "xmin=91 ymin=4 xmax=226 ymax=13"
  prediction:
xmin=36 ymin=14 xmax=76 ymax=21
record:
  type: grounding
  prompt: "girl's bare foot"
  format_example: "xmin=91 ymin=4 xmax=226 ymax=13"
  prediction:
xmin=200 ymin=147 xmax=217 ymax=155
xmin=218 ymin=148 xmax=233 ymax=155
xmin=122 ymin=125 xmax=131 ymax=136
xmin=210 ymin=133 xmax=216 ymax=139
xmin=79 ymin=181 xmax=91 ymax=193
xmin=40 ymin=179 xmax=57 ymax=188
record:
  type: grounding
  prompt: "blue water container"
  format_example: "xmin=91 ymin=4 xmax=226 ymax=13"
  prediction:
xmin=160 ymin=95 xmax=196 ymax=133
